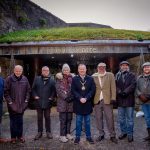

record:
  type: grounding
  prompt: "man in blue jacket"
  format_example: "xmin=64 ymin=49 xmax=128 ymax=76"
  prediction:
xmin=71 ymin=64 xmax=96 ymax=144
xmin=0 ymin=75 xmax=7 ymax=143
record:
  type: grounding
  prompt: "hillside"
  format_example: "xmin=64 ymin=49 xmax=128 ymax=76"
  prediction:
xmin=0 ymin=0 xmax=113 ymax=35
xmin=0 ymin=0 xmax=67 ymax=34
xmin=68 ymin=23 xmax=112 ymax=28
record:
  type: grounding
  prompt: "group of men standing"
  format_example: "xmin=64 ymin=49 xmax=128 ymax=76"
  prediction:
xmin=0 ymin=61 xmax=149 ymax=145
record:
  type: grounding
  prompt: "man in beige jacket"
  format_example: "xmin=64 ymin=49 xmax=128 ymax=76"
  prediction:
xmin=92 ymin=62 xmax=117 ymax=143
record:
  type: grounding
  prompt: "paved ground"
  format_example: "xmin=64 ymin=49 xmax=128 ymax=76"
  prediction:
xmin=0 ymin=107 xmax=150 ymax=150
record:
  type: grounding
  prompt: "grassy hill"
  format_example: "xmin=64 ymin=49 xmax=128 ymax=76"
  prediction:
xmin=0 ymin=27 xmax=150 ymax=43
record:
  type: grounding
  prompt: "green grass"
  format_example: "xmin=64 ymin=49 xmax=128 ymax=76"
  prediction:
xmin=0 ymin=27 xmax=150 ymax=43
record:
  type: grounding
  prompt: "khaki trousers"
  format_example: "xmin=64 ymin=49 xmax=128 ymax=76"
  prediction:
xmin=94 ymin=100 xmax=116 ymax=137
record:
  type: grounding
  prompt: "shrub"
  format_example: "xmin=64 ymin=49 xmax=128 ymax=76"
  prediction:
xmin=39 ymin=18 xmax=47 ymax=27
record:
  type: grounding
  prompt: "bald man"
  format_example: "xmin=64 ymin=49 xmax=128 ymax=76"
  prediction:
xmin=32 ymin=66 xmax=55 ymax=140
xmin=4 ymin=65 xmax=31 ymax=143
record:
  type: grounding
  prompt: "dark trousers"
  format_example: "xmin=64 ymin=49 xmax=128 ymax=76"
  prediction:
xmin=37 ymin=108 xmax=51 ymax=132
xmin=9 ymin=113 xmax=23 ymax=139
xmin=59 ymin=112 xmax=73 ymax=136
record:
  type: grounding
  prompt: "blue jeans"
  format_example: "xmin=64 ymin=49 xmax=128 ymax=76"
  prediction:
xmin=0 ymin=102 xmax=2 ymax=123
xmin=142 ymin=104 xmax=150 ymax=128
xmin=76 ymin=114 xmax=91 ymax=139
xmin=118 ymin=107 xmax=134 ymax=136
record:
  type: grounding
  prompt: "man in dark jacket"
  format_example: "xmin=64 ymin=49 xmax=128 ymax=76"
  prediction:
xmin=116 ymin=61 xmax=136 ymax=142
xmin=4 ymin=65 xmax=31 ymax=143
xmin=0 ymin=76 xmax=8 ymax=143
xmin=32 ymin=66 xmax=55 ymax=140
xmin=135 ymin=62 xmax=150 ymax=141
xmin=0 ymin=76 xmax=4 ymax=142
xmin=71 ymin=64 xmax=96 ymax=144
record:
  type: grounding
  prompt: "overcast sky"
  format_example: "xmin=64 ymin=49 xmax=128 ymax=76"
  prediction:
xmin=31 ymin=0 xmax=150 ymax=31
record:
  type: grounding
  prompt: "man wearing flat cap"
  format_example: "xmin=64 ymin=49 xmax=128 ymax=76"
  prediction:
xmin=135 ymin=62 xmax=150 ymax=141
xmin=92 ymin=62 xmax=117 ymax=143
xmin=116 ymin=61 xmax=136 ymax=142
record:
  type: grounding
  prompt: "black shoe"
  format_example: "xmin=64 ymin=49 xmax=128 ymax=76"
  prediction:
xmin=86 ymin=137 xmax=94 ymax=144
xmin=118 ymin=134 xmax=127 ymax=140
xmin=143 ymin=136 xmax=150 ymax=141
xmin=110 ymin=137 xmax=118 ymax=144
xmin=34 ymin=132 xmax=42 ymax=140
xmin=128 ymin=136 xmax=133 ymax=142
xmin=96 ymin=135 xmax=104 ymax=142
xmin=46 ymin=132 xmax=53 ymax=139
xmin=74 ymin=138 xmax=80 ymax=145
xmin=143 ymin=128 xmax=150 ymax=141
xmin=18 ymin=137 xmax=25 ymax=143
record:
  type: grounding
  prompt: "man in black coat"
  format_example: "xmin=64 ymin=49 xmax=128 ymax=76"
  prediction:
xmin=116 ymin=61 xmax=136 ymax=142
xmin=71 ymin=64 xmax=96 ymax=144
xmin=32 ymin=66 xmax=55 ymax=140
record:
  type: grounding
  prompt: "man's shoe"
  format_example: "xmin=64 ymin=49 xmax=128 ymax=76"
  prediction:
xmin=18 ymin=137 xmax=25 ymax=143
xmin=110 ymin=137 xmax=118 ymax=144
xmin=66 ymin=134 xmax=73 ymax=140
xmin=59 ymin=136 xmax=68 ymax=143
xmin=128 ymin=136 xmax=133 ymax=143
xmin=46 ymin=132 xmax=53 ymax=139
xmin=143 ymin=136 xmax=150 ymax=141
xmin=74 ymin=138 xmax=80 ymax=145
xmin=86 ymin=137 xmax=94 ymax=144
xmin=118 ymin=134 xmax=127 ymax=140
xmin=10 ymin=138 xmax=17 ymax=144
xmin=96 ymin=135 xmax=104 ymax=142
xmin=34 ymin=132 xmax=42 ymax=140
xmin=144 ymin=128 xmax=150 ymax=141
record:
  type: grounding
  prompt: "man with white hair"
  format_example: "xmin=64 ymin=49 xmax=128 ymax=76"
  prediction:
xmin=32 ymin=66 xmax=55 ymax=140
xmin=92 ymin=62 xmax=117 ymax=144
xmin=135 ymin=62 xmax=150 ymax=141
xmin=4 ymin=65 xmax=31 ymax=143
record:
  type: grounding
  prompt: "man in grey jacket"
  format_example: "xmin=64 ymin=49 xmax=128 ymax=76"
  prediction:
xmin=135 ymin=62 xmax=150 ymax=141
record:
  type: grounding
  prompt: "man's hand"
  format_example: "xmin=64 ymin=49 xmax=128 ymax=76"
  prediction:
xmin=34 ymin=96 xmax=40 ymax=100
xmin=139 ymin=94 xmax=148 ymax=103
xmin=80 ymin=98 xmax=87 ymax=103
xmin=119 ymin=92 xmax=128 ymax=98
xmin=8 ymin=101 xmax=13 ymax=105
xmin=110 ymin=100 xmax=116 ymax=105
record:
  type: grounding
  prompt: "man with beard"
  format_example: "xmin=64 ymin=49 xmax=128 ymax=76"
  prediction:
xmin=116 ymin=61 xmax=136 ymax=142
xmin=135 ymin=62 xmax=150 ymax=141
xmin=93 ymin=63 xmax=117 ymax=144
